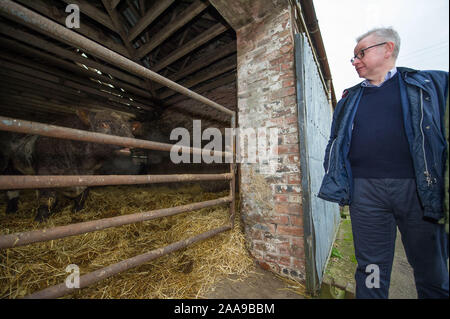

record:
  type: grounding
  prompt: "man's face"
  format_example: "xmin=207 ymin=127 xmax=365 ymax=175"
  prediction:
xmin=352 ymin=34 xmax=389 ymax=79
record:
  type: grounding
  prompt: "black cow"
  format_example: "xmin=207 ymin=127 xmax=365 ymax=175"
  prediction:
xmin=0 ymin=109 xmax=134 ymax=221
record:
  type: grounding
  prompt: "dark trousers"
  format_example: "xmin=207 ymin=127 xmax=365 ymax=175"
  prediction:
xmin=349 ymin=178 xmax=449 ymax=299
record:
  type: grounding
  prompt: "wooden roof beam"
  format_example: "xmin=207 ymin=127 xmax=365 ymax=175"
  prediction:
xmin=153 ymin=41 xmax=236 ymax=90
xmin=152 ymin=23 xmax=228 ymax=72
xmin=14 ymin=0 xmax=130 ymax=57
xmin=159 ymin=59 xmax=236 ymax=99
xmin=0 ymin=23 xmax=147 ymax=89
xmin=60 ymin=0 xmax=116 ymax=32
xmin=101 ymin=0 xmax=158 ymax=98
xmin=135 ymin=0 xmax=209 ymax=59
xmin=127 ymin=0 xmax=175 ymax=43
xmin=0 ymin=37 xmax=153 ymax=100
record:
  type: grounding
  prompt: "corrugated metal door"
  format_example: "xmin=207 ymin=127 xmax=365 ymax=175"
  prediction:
xmin=294 ymin=33 xmax=340 ymax=293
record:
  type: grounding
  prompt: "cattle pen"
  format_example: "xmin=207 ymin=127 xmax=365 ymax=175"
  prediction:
xmin=0 ymin=0 xmax=239 ymax=299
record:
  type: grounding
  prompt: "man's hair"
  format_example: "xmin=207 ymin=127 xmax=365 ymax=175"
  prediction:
xmin=356 ymin=27 xmax=401 ymax=59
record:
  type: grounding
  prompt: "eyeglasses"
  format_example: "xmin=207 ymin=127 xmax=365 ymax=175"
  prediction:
xmin=350 ymin=42 xmax=387 ymax=63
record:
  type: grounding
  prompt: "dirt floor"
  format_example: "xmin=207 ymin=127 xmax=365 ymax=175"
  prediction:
xmin=204 ymin=265 xmax=305 ymax=299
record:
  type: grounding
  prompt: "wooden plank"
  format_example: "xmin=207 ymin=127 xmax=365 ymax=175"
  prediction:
xmin=153 ymin=23 xmax=228 ymax=72
xmin=153 ymin=41 xmax=236 ymax=90
xmin=15 ymin=0 xmax=130 ymax=57
xmin=0 ymin=22 xmax=147 ymax=88
xmin=166 ymin=73 xmax=236 ymax=105
xmin=127 ymin=0 xmax=175 ymax=43
xmin=135 ymin=0 xmax=208 ymax=59
xmin=60 ymin=0 xmax=116 ymax=31
xmin=159 ymin=60 xmax=236 ymax=99
xmin=0 ymin=37 xmax=153 ymax=100
xmin=111 ymin=0 xmax=121 ymax=9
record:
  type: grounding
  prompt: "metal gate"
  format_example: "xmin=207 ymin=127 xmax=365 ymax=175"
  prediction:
xmin=0 ymin=1 xmax=236 ymax=299
xmin=294 ymin=33 xmax=340 ymax=293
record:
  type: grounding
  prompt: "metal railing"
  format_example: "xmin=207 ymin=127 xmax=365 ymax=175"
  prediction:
xmin=0 ymin=0 xmax=237 ymax=299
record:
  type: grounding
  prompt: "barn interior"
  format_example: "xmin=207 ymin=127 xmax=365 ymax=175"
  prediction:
xmin=0 ymin=0 xmax=246 ymax=299
xmin=0 ymin=0 xmax=236 ymax=176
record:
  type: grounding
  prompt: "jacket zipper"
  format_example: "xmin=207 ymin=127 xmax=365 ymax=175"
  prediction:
xmin=326 ymin=138 xmax=336 ymax=174
xmin=419 ymin=89 xmax=433 ymax=187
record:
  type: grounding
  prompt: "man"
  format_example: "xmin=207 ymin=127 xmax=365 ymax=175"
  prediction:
xmin=318 ymin=27 xmax=449 ymax=299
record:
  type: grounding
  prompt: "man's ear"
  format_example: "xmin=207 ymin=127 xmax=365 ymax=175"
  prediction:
xmin=76 ymin=108 xmax=90 ymax=126
xmin=385 ymin=41 xmax=395 ymax=59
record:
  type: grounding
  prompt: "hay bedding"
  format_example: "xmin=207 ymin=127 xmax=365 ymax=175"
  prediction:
xmin=0 ymin=184 xmax=254 ymax=299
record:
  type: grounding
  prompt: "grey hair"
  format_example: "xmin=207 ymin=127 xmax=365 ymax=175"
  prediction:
xmin=356 ymin=27 xmax=401 ymax=59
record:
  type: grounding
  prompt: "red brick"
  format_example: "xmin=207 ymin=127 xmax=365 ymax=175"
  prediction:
xmin=277 ymin=144 xmax=299 ymax=155
xmin=288 ymin=174 xmax=301 ymax=184
xmin=275 ymin=203 xmax=289 ymax=214
xmin=281 ymin=62 xmax=293 ymax=71
xmin=279 ymin=256 xmax=291 ymax=267
xmin=278 ymin=241 xmax=291 ymax=255
xmin=288 ymin=203 xmax=303 ymax=215
xmin=282 ymin=79 xmax=295 ymax=88
xmin=277 ymin=225 xmax=303 ymax=237
xmin=274 ymin=194 xmax=289 ymax=202
xmin=290 ymin=215 xmax=303 ymax=227
xmin=269 ymin=214 xmax=289 ymax=225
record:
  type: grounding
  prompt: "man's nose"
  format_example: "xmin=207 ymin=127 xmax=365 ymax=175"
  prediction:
xmin=352 ymin=58 xmax=360 ymax=67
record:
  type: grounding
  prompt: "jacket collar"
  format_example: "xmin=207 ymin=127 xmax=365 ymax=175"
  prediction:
xmin=342 ymin=67 xmax=422 ymax=97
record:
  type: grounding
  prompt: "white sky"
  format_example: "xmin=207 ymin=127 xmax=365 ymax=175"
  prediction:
xmin=313 ymin=0 xmax=449 ymax=97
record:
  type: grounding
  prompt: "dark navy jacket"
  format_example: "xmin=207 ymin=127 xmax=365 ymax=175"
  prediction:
xmin=318 ymin=67 xmax=449 ymax=221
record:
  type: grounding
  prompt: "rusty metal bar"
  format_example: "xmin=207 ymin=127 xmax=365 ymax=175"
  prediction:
xmin=229 ymin=115 xmax=236 ymax=227
xmin=23 ymin=224 xmax=232 ymax=299
xmin=0 ymin=173 xmax=232 ymax=190
xmin=0 ymin=0 xmax=235 ymax=117
xmin=0 ymin=196 xmax=231 ymax=249
xmin=0 ymin=116 xmax=232 ymax=158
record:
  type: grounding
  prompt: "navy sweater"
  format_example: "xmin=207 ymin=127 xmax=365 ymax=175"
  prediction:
xmin=349 ymin=73 xmax=415 ymax=178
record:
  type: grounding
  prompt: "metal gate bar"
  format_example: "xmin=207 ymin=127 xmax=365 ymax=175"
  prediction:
xmin=0 ymin=173 xmax=232 ymax=190
xmin=0 ymin=196 xmax=231 ymax=249
xmin=0 ymin=116 xmax=231 ymax=158
xmin=24 ymin=225 xmax=232 ymax=299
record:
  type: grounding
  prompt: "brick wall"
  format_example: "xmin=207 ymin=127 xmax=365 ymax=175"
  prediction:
xmin=236 ymin=8 xmax=306 ymax=281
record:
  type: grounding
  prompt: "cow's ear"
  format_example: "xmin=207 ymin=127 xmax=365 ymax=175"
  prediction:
xmin=131 ymin=121 xmax=142 ymax=136
xmin=76 ymin=109 xmax=90 ymax=126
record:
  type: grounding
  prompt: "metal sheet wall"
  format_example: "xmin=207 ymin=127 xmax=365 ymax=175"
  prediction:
xmin=295 ymin=33 xmax=340 ymax=291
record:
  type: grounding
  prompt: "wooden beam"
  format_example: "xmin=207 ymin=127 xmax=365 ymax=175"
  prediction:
xmin=60 ymin=0 xmax=116 ymax=31
xmin=0 ymin=53 xmax=152 ymax=110
xmin=135 ymin=0 xmax=208 ymax=59
xmin=153 ymin=23 xmax=228 ymax=72
xmin=127 ymin=0 xmax=175 ymax=43
xmin=0 ymin=37 xmax=153 ymax=100
xmin=166 ymin=73 xmax=236 ymax=105
xmin=101 ymin=0 xmax=136 ymax=56
xmin=0 ymin=68 xmax=87 ymax=98
xmin=111 ymin=0 xmax=121 ymax=10
xmin=153 ymin=41 xmax=237 ymax=90
xmin=14 ymin=0 xmax=130 ymax=57
xmin=159 ymin=59 xmax=236 ymax=99
xmin=0 ymin=22 xmax=147 ymax=89
xmin=101 ymin=0 xmax=157 ymax=98
xmin=0 ymin=58 xmax=154 ymax=112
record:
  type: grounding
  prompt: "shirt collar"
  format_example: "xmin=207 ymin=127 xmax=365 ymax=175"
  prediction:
xmin=361 ymin=67 xmax=397 ymax=87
